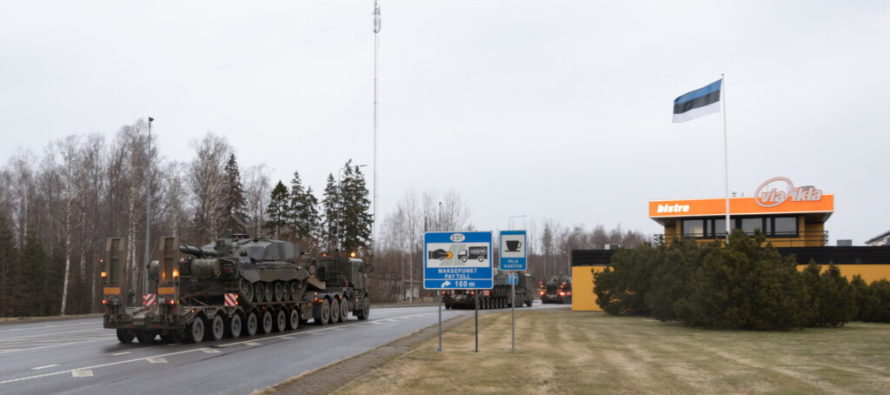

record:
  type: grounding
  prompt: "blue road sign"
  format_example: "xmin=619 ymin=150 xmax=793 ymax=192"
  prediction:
xmin=507 ymin=273 xmax=518 ymax=285
xmin=499 ymin=230 xmax=527 ymax=271
xmin=423 ymin=231 xmax=493 ymax=289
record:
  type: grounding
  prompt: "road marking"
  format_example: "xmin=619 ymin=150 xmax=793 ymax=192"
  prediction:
xmin=369 ymin=321 xmax=382 ymax=325
xmin=281 ymin=336 xmax=295 ymax=340
xmin=111 ymin=351 xmax=130 ymax=356
xmin=147 ymin=357 xmax=167 ymax=364
xmin=71 ymin=370 xmax=93 ymax=378
xmin=201 ymin=348 xmax=220 ymax=354
xmin=32 ymin=364 xmax=59 ymax=370
xmin=0 ymin=318 xmax=386 ymax=385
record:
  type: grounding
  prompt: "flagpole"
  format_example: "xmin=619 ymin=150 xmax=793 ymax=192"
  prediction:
xmin=722 ymin=73 xmax=730 ymax=243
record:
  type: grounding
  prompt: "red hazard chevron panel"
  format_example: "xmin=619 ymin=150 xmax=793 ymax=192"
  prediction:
xmin=224 ymin=293 xmax=238 ymax=307
xmin=143 ymin=293 xmax=157 ymax=306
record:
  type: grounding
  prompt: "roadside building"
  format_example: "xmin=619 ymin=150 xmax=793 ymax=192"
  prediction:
xmin=572 ymin=176 xmax=890 ymax=311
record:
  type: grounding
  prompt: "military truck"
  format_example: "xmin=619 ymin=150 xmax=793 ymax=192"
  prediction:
xmin=541 ymin=274 xmax=572 ymax=304
xmin=101 ymin=235 xmax=371 ymax=343
xmin=443 ymin=270 xmax=534 ymax=309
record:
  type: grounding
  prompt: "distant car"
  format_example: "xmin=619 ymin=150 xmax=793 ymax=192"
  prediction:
xmin=428 ymin=249 xmax=452 ymax=260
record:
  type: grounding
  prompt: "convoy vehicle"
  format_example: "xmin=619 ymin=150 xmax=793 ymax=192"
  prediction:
xmin=101 ymin=235 xmax=371 ymax=343
xmin=541 ymin=274 xmax=572 ymax=304
xmin=443 ymin=270 xmax=534 ymax=309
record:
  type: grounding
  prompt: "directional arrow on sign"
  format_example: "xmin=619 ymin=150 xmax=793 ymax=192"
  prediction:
xmin=441 ymin=280 xmax=452 ymax=288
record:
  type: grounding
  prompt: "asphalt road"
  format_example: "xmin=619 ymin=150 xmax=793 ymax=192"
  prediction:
xmin=0 ymin=302 xmax=560 ymax=394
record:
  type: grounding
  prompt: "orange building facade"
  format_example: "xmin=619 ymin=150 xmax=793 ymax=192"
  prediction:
xmin=649 ymin=177 xmax=832 ymax=247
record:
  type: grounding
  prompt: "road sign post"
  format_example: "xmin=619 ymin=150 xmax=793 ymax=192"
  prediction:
xmin=500 ymin=230 xmax=527 ymax=353
xmin=424 ymin=231 xmax=493 ymax=352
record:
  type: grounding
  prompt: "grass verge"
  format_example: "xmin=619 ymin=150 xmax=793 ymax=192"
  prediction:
xmin=335 ymin=308 xmax=890 ymax=394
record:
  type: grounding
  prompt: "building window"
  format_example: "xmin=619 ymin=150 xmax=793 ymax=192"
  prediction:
xmin=711 ymin=218 xmax=727 ymax=237
xmin=772 ymin=216 xmax=798 ymax=236
xmin=740 ymin=217 xmax=763 ymax=235
xmin=683 ymin=219 xmax=705 ymax=238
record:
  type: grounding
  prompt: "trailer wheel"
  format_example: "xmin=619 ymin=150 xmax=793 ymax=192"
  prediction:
xmin=330 ymin=298 xmax=341 ymax=323
xmin=288 ymin=309 xmax=300 ymax=330
xmin=275 ymin=310 xmax=287 ymax=332
xmin=240 ymin=279 xmax=254 ymax=303
xmin=254 ymin=282 xmax=265 ymax=303
xmin=208 ymin=314 xmax=225 ymax=341
xmin=188 ymin=316 xmax=206 ymax=343
xmin=273 ymin=281 xmax=284 ymax=302
xmin=313 ymin=299 xmax=330 ymax=325
xmin=261 ymin=310 xmax=274 ymax=334
xmin=246 ymin=312 xmax=258 ymax=336
xmin=526 ymin=299 xmax=533 ymax=307
xmin=227 ymin=313 xmax=242 ymax=339
xmin=116 ymin=329 xmax=134 ymax=344
xmin=340 ymin=298 xmax=350 ymax=321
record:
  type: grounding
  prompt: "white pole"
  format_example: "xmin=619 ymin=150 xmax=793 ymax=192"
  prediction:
xmin=721 ymin=74 xmax=730 ymax=243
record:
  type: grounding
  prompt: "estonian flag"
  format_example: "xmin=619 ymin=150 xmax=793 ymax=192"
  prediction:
xmin=673 ymin=79 xmax=722 ymax=123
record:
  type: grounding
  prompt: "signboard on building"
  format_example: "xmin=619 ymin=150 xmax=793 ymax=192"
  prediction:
xmin=423 ymin=231 xmax=493 ymax=289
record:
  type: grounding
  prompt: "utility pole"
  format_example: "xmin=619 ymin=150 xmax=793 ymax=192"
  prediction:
xmin=143 ymin=117 xmax=154 ymax=294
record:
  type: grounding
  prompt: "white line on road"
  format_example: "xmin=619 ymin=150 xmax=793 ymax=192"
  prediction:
xmin=0 ymin=310 xmax=429 ymax=386
xmin=111 ymin=351 xmax=130 ymax=356
xmin=200 ymin=348 xmax=220 ymax=354
xmin=147 ymin=357 xmax=167 ymax=364
xmin=71 ymin=370 xmax=93 ymax=378
xmin=32 ymin=364 xmax=59 ymax=370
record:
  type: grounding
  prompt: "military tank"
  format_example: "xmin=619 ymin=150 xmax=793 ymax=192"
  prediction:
xmin=443 ymin=270 xmax=535 ymax=309
xmin=541 ymin=274 xmax=572 ymax=304
xmin=102 ymin=235 xmax=371 ymax=344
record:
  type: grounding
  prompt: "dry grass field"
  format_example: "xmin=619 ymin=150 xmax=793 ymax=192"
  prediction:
xmin=335 ymin=308 xmax=890 ymax=394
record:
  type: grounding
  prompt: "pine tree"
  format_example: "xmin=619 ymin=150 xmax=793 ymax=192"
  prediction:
xmin=299 ymin=186 xmax=321 ymax=246
xmin=287 ymin=171 xmax=307 ymax=240
xmin=264 ymin=181 xmax=289 ymax=239
xmin=18 ymin=233 xmax=52 ymax=316
xmin=339 ymin=160 xmax=373 ymax=252
xmin=0 ymin=213 xmax=18 ymax=317
xmin=320 ymin=174 xmax=340 ymax=251
xmin=219 ymin=154 xmax=249 ymax=236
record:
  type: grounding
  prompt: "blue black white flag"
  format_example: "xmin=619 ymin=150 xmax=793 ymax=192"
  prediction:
xmin=673 ymin=79 xmax=722 ymax=123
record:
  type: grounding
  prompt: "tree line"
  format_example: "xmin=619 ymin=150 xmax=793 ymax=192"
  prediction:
xmin=372 ymin=189 xmax=647 ymax=302
xmin=594 ymin=231 xmax=890 ymax=329
xmin=0 ymin=119 xmax=371 ymax=317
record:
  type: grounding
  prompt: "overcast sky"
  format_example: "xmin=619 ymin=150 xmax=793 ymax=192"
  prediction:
xmin=1 ymin=1 xmax=888 ymax=244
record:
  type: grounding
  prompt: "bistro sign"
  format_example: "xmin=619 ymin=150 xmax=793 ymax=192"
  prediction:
xmin=755 ymin=176 xmax=823 ymax=208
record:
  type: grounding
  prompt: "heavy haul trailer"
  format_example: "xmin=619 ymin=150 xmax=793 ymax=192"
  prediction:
xmin=443 ymin=270 xmax=535 ymax=310
xmin=101 ymin=236 xmax=371 ymax=344
xmin=540 ymin=274 xmax=572 ymax=304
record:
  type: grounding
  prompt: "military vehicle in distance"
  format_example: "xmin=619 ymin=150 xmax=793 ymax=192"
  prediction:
xmin=443 ymin=269 xmax=534 ymax=309
xmin=101 ymin=235 xmax=371 ymax=343
xmin=541 ymin=274 xmax=572 ymax=304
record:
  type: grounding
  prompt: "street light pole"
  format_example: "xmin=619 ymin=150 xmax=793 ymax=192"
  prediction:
xmin=143 ymin=117 xmax=154 ymax=295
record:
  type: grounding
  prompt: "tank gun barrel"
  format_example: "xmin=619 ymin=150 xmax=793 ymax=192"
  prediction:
xmin=179 ymin=244 xmax=219 ymax=257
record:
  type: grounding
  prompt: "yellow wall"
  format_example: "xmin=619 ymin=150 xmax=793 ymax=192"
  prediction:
xmin=796 ymin=264 xmax=890 ymax=284
xmin=572 ymin=264 xmax=890 ymax=313
xmin=571 ymin=265 xmax=606 ymax=311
